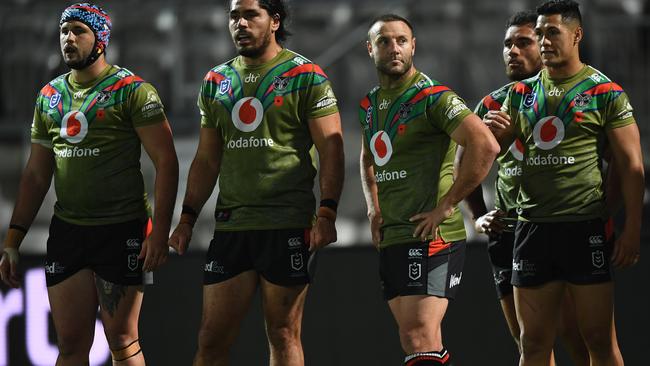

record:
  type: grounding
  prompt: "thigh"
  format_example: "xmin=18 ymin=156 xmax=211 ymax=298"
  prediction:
xmin=566 ymin=281 xmax=615 ymax=337
xmin=260 ymin=277 xmax=308 ymax=331
xmin=388 ymin=295 xmax=449 ymax=335
xmin=200 ymin=270 xmax=259 ymax=338
xmin=254 ymin=228 xmax=314 ymax=287
xmin=96 ymin=276 xmax=144 ymax=347
xmin=514 ymin=281 xmax=565 ymax=335
xmin=47 ymin=269 xmax=98 ymax=344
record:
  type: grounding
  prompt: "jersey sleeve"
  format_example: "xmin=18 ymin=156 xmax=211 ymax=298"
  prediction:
xmin=30 ymin=95 xmax=52 ymax=149
xmin=473 ymin=97 xmax=489 ymax=116
xmin=129 ymin=82 xmax=166 ymax=127
xmin=198 ymin=75 xmax=221 ymax=129
xmin=426 ymin=90 xmax=471 ymax=136
xmin=303 ymin=63 xmax=339 ymax=120
xmin=604 ymin=86 xmax=635 ymax=130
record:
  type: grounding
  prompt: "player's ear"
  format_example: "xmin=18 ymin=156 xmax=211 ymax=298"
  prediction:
xmin=366 ymin=40 xmax=373 ymax=57
xmin=573 ymin=26 xmax=583 ymax=46
xmin=412 ymin=37 xmax=416 ymax=56
xmin=271 ymin=13 xmax=280 ymax=32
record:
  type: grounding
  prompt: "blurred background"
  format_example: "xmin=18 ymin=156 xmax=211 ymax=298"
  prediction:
xmin=0 ymin=0 xmax=648 ymax=365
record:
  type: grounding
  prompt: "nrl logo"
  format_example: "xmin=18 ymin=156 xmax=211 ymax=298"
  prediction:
xmin=408 ymin=262 xmax=421 ymax=280
xmin=291 ymin=253 xmax=304 ymax=271
xmin=523 ymin=92 xmax=537 ymax=108
xmin=273 ymin=76 xmax=290 ymax=91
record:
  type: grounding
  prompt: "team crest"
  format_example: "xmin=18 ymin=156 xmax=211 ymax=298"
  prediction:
xmin=523 ymin=92 xmax=537 ymax=108
xmin=592 ymin=250 xmax=605 ymax=269
xmin=573 ymin=93 xmax=592 ymax=108
xmin=273 ymin=76 xmax=290 ymax=91
xmin=219 ymin=79 xmax=231 ymax=95
xmin=95 ymin=91 xmax=111 ymax=106
xmin=290 ymin=253 xmax=304 ymax=271
xmin=408 ymin=262 xmax=421 ymax=280
xmin=49 ymin=92 xmax=61 ymax=109
xmin=398 ymin=103 xmax=413 ymax=119
xmin=127 ymin=253 xmax=138 ymax=271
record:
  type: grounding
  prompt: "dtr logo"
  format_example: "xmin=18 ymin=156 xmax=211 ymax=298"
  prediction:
xmin=369 ymin=131 xmax=393 ymax=166
xmin=60 ymin=111 xmax=88 ymax=144
xmin=231 ymin=97 xmax=264 ymax=132
xmin=533 ymin=116 xmax=564 ymax=150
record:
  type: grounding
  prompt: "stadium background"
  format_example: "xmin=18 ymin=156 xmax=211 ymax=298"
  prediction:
xmin=0 ymin=0 xmax=648 ymax=364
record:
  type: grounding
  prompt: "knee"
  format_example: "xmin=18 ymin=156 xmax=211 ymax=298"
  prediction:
xmin=581 ymin=328 xmax=613 ymax=356
xmin=196 ymin=322 xmax=236 ymax=355
xmin=105 ymin=332 xmax=139 ymax=351
xmin=266 ymin=324 xmax=300 ymax=349
xmin=57 ymin=333 xmax=93 ymax=358
xmin=520 ymin=327 xmax=554 ymax=355
xmin=399 ymin=325 xmax=434 ymax=352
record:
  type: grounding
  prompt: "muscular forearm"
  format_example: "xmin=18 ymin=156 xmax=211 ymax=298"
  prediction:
xmin=150 ymin=158 xmax=179 ymax=237
xmin=619 ymin=160 xmax=644 ymax=233
xmin=182 ymin=157 xmax=220 ymax=214
xmin=4 ymin=172 xmax=51 ymax=249
xmin=318 ymin=136 xmax=344 ymax=202
xmin=360 ymin=153 xmax=380 ymax=216
xmin=443 ymin=141 xmax=497 ymax=209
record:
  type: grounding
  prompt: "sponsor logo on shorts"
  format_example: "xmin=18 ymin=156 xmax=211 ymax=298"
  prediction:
xmin=449 ymin=272 xmax=462 ymax=288
xmin=588 ymin=235 xmax=604 ymax=247
xmin=127 ymin=254 xmax=139 ymax=271
xmin=592 ymin=250 xmax=605 ymax=269
xmin=44 ymin=262 xmax=65 ymax=274
xmin=204 ymin=260 xmax=225 ymax=274
xmin=512 ymin=259 xmax=536 ymax=275
xmin=288 ymin=237 xmax=302 ymax=248
xmin=408 ymin=249 xmax=423 ymax=258
xmin=408 ymin=262 xmax=421 ymax=280
xmin=126 ymin=238 xmax=140 ymax=248
xmin=290 ymin=253 xmax=304 ymax=271
xmin=494 ymin=269 xmax=511 ymax=285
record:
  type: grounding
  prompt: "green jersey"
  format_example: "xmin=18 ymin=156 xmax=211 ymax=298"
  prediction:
xmin=503 ymin=65 xmax=635 ymax=222
xmin=359 ymin=71 xmax=471 ymax=247
xmin=31 ymin=65 xmax=166 ymax=225
xmin=475 ymin=82 xmax=523 ymax=216
xmin=198 ymin=49 xmax=339 ymax=231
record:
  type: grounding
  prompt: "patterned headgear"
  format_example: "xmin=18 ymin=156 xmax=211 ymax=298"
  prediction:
xmin=60 ymin=3 xmax=112 ymax=66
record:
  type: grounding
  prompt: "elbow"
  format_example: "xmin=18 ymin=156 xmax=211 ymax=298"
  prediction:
xmin=486 ymin=135 xmax=501 ymax=160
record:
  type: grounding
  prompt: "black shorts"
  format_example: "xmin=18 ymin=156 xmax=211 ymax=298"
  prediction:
xmin=487 ymin=230 xmax=516 ymax=299
xmin=512 ymin=218 xmax=614 ymax=287
xmin=379 ymin=239 xmax=466 ymax=301
xmin=45 ymin=215 xmax=151 ymax=287
xmin=204 ymin=228 xmax=315 ymax=287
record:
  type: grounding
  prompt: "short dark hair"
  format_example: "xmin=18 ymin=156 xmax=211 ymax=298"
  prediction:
xmin=368 ymin=13 xmax=415 ymax=39
xmin=506 ymin=10 xmax=538 ymax=29
xmin=536 ymin=0 xmax=582 ymax=25
xmin=258 ymin=0 xmax=292 ymax=43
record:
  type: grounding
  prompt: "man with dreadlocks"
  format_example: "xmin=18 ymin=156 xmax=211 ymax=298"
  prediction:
xmin=0 ymin=3 xmax=178 ymax=365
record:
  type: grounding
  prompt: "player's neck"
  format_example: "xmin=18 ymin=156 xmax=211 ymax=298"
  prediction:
xmin=546 ymin=55 xmax=584 ymax=80
xmin=241 ymin=42 xmax=283 ymax=66
xmin=71 ymin=57 xmax=109 ymax=84
xmin=379 ymin=66 xmax=416 ymax=90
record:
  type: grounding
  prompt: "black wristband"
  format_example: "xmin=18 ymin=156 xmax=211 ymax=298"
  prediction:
xmin=319 ymin=199 xmax=338 ymax=212
xmin=181 ymin=204 xmax=197 ymax=218
xmin=9 ymin=224 xmax=28 ymax=234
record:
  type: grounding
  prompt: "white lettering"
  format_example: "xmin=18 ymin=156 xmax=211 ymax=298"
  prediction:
xmin=526 ymin=154 xmax=575 ymax=166
xmin=54 ymin=146 xmax=100 ymax=158
xmin=374 ymin=169 xmax=407 ymax=183
xmin=502 ymin=166 xmax=522 ymax=176
xmin=226 ymin=137 xmax=275 ymax=150
xmin=449 ymin=272 xmax=462 ymax=288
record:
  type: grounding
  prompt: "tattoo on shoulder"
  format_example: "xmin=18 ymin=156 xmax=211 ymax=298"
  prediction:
xmin=95 ymin=276 xmax=127 ymax=318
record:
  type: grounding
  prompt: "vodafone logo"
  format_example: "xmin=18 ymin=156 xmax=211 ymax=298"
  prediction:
xmin=60 ymin=111 xmax=88 ymax=143
xmin=231 ymin=97 xmax=263 ymax=132
xmin=369 ymin=131 xmax=393 ymax=166
xmin=509 ymin=138 xmax=524 ymax=161
xmin=533 ymin=116 xmax=564 ymax=150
